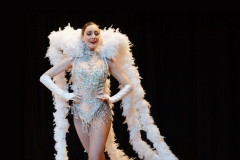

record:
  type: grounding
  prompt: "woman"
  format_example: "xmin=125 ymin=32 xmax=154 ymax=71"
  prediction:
xmin=40 ymin=22 xmax=178 ymax=160
xmin=40 ymin=22 xmax=133 ymax=160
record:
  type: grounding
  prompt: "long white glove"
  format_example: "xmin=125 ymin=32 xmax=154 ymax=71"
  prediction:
xmin=99 ymin=84 xmax=133 ymax=104
xmin=40 ymin=74 xmax=75 ymax=101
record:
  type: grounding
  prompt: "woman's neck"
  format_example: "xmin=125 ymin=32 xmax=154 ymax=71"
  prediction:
xmin=85 ymin=47 xmax=97 ymax=55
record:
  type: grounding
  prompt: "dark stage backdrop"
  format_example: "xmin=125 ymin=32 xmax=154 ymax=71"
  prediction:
xmin=24 ymin=12 xmax=239 ymax=160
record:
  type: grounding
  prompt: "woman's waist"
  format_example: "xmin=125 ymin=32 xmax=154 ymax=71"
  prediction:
xmin=73 ymin=85 xmax=104 ymax=94
xmin=75 ymin=90 xmax=101 ymax=98
xmin=73 ymin=98 xmax=108 ymax=110
xmin=73 ymin=92 xmax=105 ymax=103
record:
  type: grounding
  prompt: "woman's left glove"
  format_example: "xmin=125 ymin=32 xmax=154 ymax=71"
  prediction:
xmin=97 ymin=84 xmax=133 ymax=104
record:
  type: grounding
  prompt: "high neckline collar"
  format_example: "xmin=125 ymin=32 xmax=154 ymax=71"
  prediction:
xmin=85 ymin=47 xmax=97 ymax=56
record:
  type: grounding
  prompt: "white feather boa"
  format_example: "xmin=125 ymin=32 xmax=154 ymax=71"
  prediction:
xmin=45 ymin=24 xmax=178 ymax=160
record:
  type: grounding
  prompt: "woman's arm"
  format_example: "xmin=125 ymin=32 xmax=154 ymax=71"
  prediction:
xmin=98 ymin=59 xmax=133 ymax=104
xmin=40 ymin=57 xmax=81 ymax=102
xmin=107 ymin=59 xmax=132 ymax=86
xmin=43 ymin=56 xmax=73 ymax=77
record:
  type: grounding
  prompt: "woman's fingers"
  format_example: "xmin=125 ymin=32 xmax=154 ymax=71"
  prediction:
xmin=97 ymin=93 xmax=110 ymax=101
xmin=70 ymin=94 xmax=82 ymax=103
xmin=75 ymin=94 xmax=82 ymax=99
xmin=98 ymin=96 xmax=108 ymax=100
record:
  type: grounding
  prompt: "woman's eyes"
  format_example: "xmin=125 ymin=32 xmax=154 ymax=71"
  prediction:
xmin=87 ymin=32 xmax=99 ymax=36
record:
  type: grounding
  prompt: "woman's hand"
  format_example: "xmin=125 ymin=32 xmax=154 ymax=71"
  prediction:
xmin=69 ymin=93 xmax=82 ymax=103
xmin=97 ymin=91 xmax=110 ymax=102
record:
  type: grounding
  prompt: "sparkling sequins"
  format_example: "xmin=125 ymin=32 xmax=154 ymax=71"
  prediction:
xmin=71 ymin=52 xmax=112 ymax=136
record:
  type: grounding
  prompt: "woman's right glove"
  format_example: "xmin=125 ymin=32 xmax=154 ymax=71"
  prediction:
xmin=40 ymin=74 xmax=75 ymax=101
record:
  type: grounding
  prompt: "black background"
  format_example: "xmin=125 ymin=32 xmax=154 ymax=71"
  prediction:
xmin=24 ymin=12 xmax=239 ymax=160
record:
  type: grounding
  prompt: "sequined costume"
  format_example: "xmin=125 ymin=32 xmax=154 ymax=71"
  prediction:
xmin=71 ymin=50 xmax=112 ymax=136
xmin=46 ymin=25 xmax=178 ymax=160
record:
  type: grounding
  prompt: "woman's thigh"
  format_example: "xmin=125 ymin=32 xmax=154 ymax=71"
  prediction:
xmin=73 ymin=117 xmax=90 ymax=152
xmin=89 ymin=120 xmax=112 ymax=157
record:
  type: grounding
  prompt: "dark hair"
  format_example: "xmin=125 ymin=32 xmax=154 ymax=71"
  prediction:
xmin=81 ymin=22 xmax=98 ymax=35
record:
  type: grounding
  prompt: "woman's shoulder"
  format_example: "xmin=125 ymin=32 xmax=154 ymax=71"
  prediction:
xmin=56 ymin=55 xmax=74 ymax=67
xmin=105 ymin=58 xmax=115 ymax=66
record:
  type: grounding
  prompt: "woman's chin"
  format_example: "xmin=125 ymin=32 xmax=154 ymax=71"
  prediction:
xmin=87 ymin=45 xmax=98 ymax=51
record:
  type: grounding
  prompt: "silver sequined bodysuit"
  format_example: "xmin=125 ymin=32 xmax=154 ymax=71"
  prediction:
xmin=71 ymin=51 xmax=112 ymax=136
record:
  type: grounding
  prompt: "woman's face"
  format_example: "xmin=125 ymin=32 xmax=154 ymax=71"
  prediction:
xmin=82 ymin=24 xmax=100 ymax=51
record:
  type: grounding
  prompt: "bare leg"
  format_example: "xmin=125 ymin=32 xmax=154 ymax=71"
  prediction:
xmin=73 ymin=116 xmax=90 ymax=153
xmin=88 ymin=120 xmax=112 ymax=160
